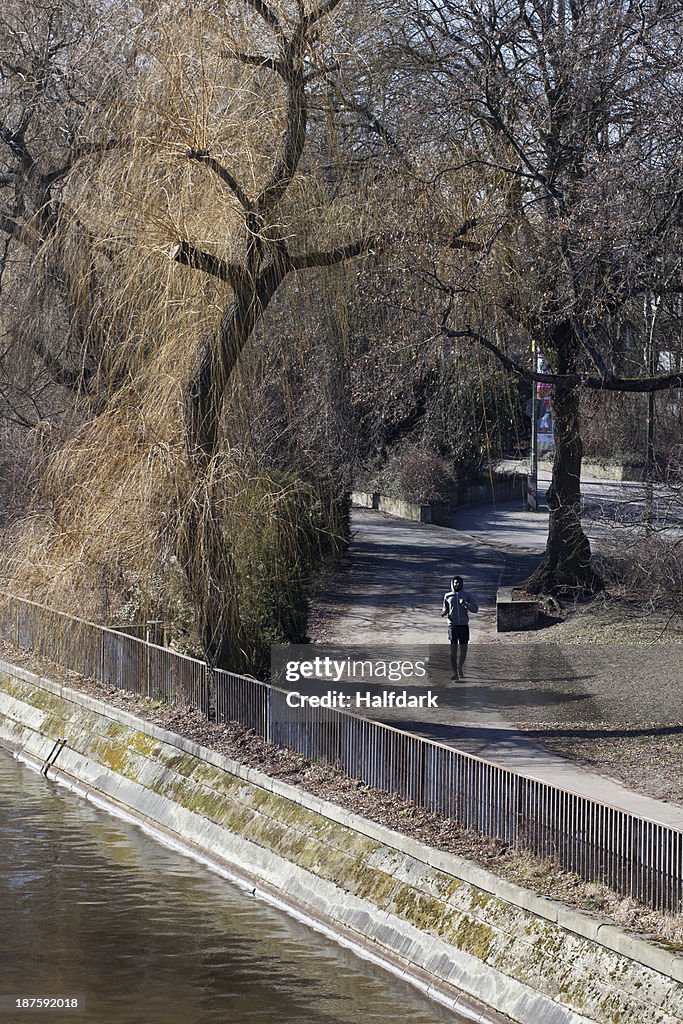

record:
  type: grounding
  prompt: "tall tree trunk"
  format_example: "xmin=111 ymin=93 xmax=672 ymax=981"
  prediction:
xmin=181 ymin=271 xmax=283 ymax=669
xmin=180 ymin=493 xmax=239 ymax=673
xmin=526 ymin=323 xmax=603 ymax=595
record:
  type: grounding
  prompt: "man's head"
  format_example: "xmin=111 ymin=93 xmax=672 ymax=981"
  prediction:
xmin=451 ymin=576 xmax=464 ymax=592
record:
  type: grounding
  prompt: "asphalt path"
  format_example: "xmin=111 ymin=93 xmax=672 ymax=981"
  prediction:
xmin=455 ymin=463 xmax=683 ymax=556
xmin=314 ymin=505 xmax=683 ymax=826
xmin=320 ymin=511 xmax=505 ymax=645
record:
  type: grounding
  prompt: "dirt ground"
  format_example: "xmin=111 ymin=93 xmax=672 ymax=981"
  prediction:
xmin=487 ymin=589 xmax=683 ymax=804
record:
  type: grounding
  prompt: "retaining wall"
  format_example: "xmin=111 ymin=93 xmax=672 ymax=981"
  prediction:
xmin=351 ymin=491 xmax=432 ymax=523
xmin=0 ymin=660 xmax=681 ymax=1024
xmin=539 ymin=459 xmax=645 ymax=482
xmin=352 ymin=473 xmax=527 ymax=526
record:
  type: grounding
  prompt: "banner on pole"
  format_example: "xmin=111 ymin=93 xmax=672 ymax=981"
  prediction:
xmin=536 ymin=354 xmax=554 ymax=453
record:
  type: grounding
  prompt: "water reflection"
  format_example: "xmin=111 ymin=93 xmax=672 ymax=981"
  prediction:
xmin=0 ymin=747 xmax=465 ymax=1024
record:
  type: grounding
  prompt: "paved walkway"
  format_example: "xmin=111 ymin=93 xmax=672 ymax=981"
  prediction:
xmin=321 ymin=511 xmax=505 ymax=645
xmin=449 ymin=462 xmax=682 ymax=552
xmin=317 ymin=507 xmax=683 ymax=829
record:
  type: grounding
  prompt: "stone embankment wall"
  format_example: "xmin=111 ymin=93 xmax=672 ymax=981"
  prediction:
xmin=0 ymin=660 xmax=682 ymax=1024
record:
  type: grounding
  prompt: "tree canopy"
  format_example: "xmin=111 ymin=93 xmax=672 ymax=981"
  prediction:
xmin=1 ymin=0 xmax=682 ymax=665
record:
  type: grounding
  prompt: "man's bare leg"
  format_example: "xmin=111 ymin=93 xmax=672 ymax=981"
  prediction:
xmin=458 ymin=642 xmax=468 ymax=676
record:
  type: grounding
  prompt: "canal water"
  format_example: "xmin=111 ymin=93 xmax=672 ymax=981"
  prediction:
xmin=0 ymin=747 xmax=468 ymax=1024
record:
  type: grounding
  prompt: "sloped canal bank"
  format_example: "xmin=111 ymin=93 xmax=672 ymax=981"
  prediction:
xmin=1 ymin=660 xmax=682 ymax=1024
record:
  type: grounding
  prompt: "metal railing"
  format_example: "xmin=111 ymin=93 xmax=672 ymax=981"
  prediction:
xmin=1 ymin=593 xmax=681 ymax=912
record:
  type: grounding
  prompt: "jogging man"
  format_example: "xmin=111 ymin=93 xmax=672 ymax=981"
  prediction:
xmin=441 ymin=575 xmax=478 ymax=678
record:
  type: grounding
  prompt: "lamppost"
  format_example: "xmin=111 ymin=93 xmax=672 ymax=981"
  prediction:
xmin=527 ymin=336 xmax=538 ymax=512
xmin=644 ymin=293 xmax=660 ymax=531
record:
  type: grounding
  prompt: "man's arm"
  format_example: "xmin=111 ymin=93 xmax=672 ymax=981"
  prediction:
xmin=441 ymin=594 xmax=448 ymax=617
xmin=464 ymin=593 xmax=479 ymax=613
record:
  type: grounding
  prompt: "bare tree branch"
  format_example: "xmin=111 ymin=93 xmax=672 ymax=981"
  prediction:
xmin=41 ymin=139 xmax=117 ymax=187
xmin=448 ymin=218 xmax=482 ymax=251
xmin=0 ymin=120 xmax=35 ymax=175
xmin=169 ymin=241 xmax=242 ymax=289
xmin=0 ymin=208 xmax=41 ymax=248
xmin=288 ymin=234 xmax=381 ymax=269
xmin=442 ymin=324 xmax=683 ymax=393
xmin=244 ymin=0 xmax=284 ymax=37
xmin=575 ymin=323 xmax=613 ymax=379
xmin=31 ymin=334 xmax=82 ymax=389
xmin=332 ymin=93 xmax=409 ymax=164
xmin=254 ymin=57 xmax=306 ymax=212
xmin=251 ymin=0 xmax=347 ymax=212
xmin=303 ymin=0 xmax=344 ymax=31
xmin=187 ymin=150 xmax=253 ymax=212
xmin=231 ymin=51 xmax=285 ymax=76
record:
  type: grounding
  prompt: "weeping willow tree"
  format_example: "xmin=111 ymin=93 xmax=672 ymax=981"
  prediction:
xmin=2 ymin=0 xmax=403 ymax=672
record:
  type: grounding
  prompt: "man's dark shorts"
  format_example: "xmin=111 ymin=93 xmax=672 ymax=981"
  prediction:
xmin=448 ymin=624 xmax=470 ymax=645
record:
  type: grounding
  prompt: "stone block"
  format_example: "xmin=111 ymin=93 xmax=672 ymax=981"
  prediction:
xmin=496 ymin=588 xmax=539 ymax=632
